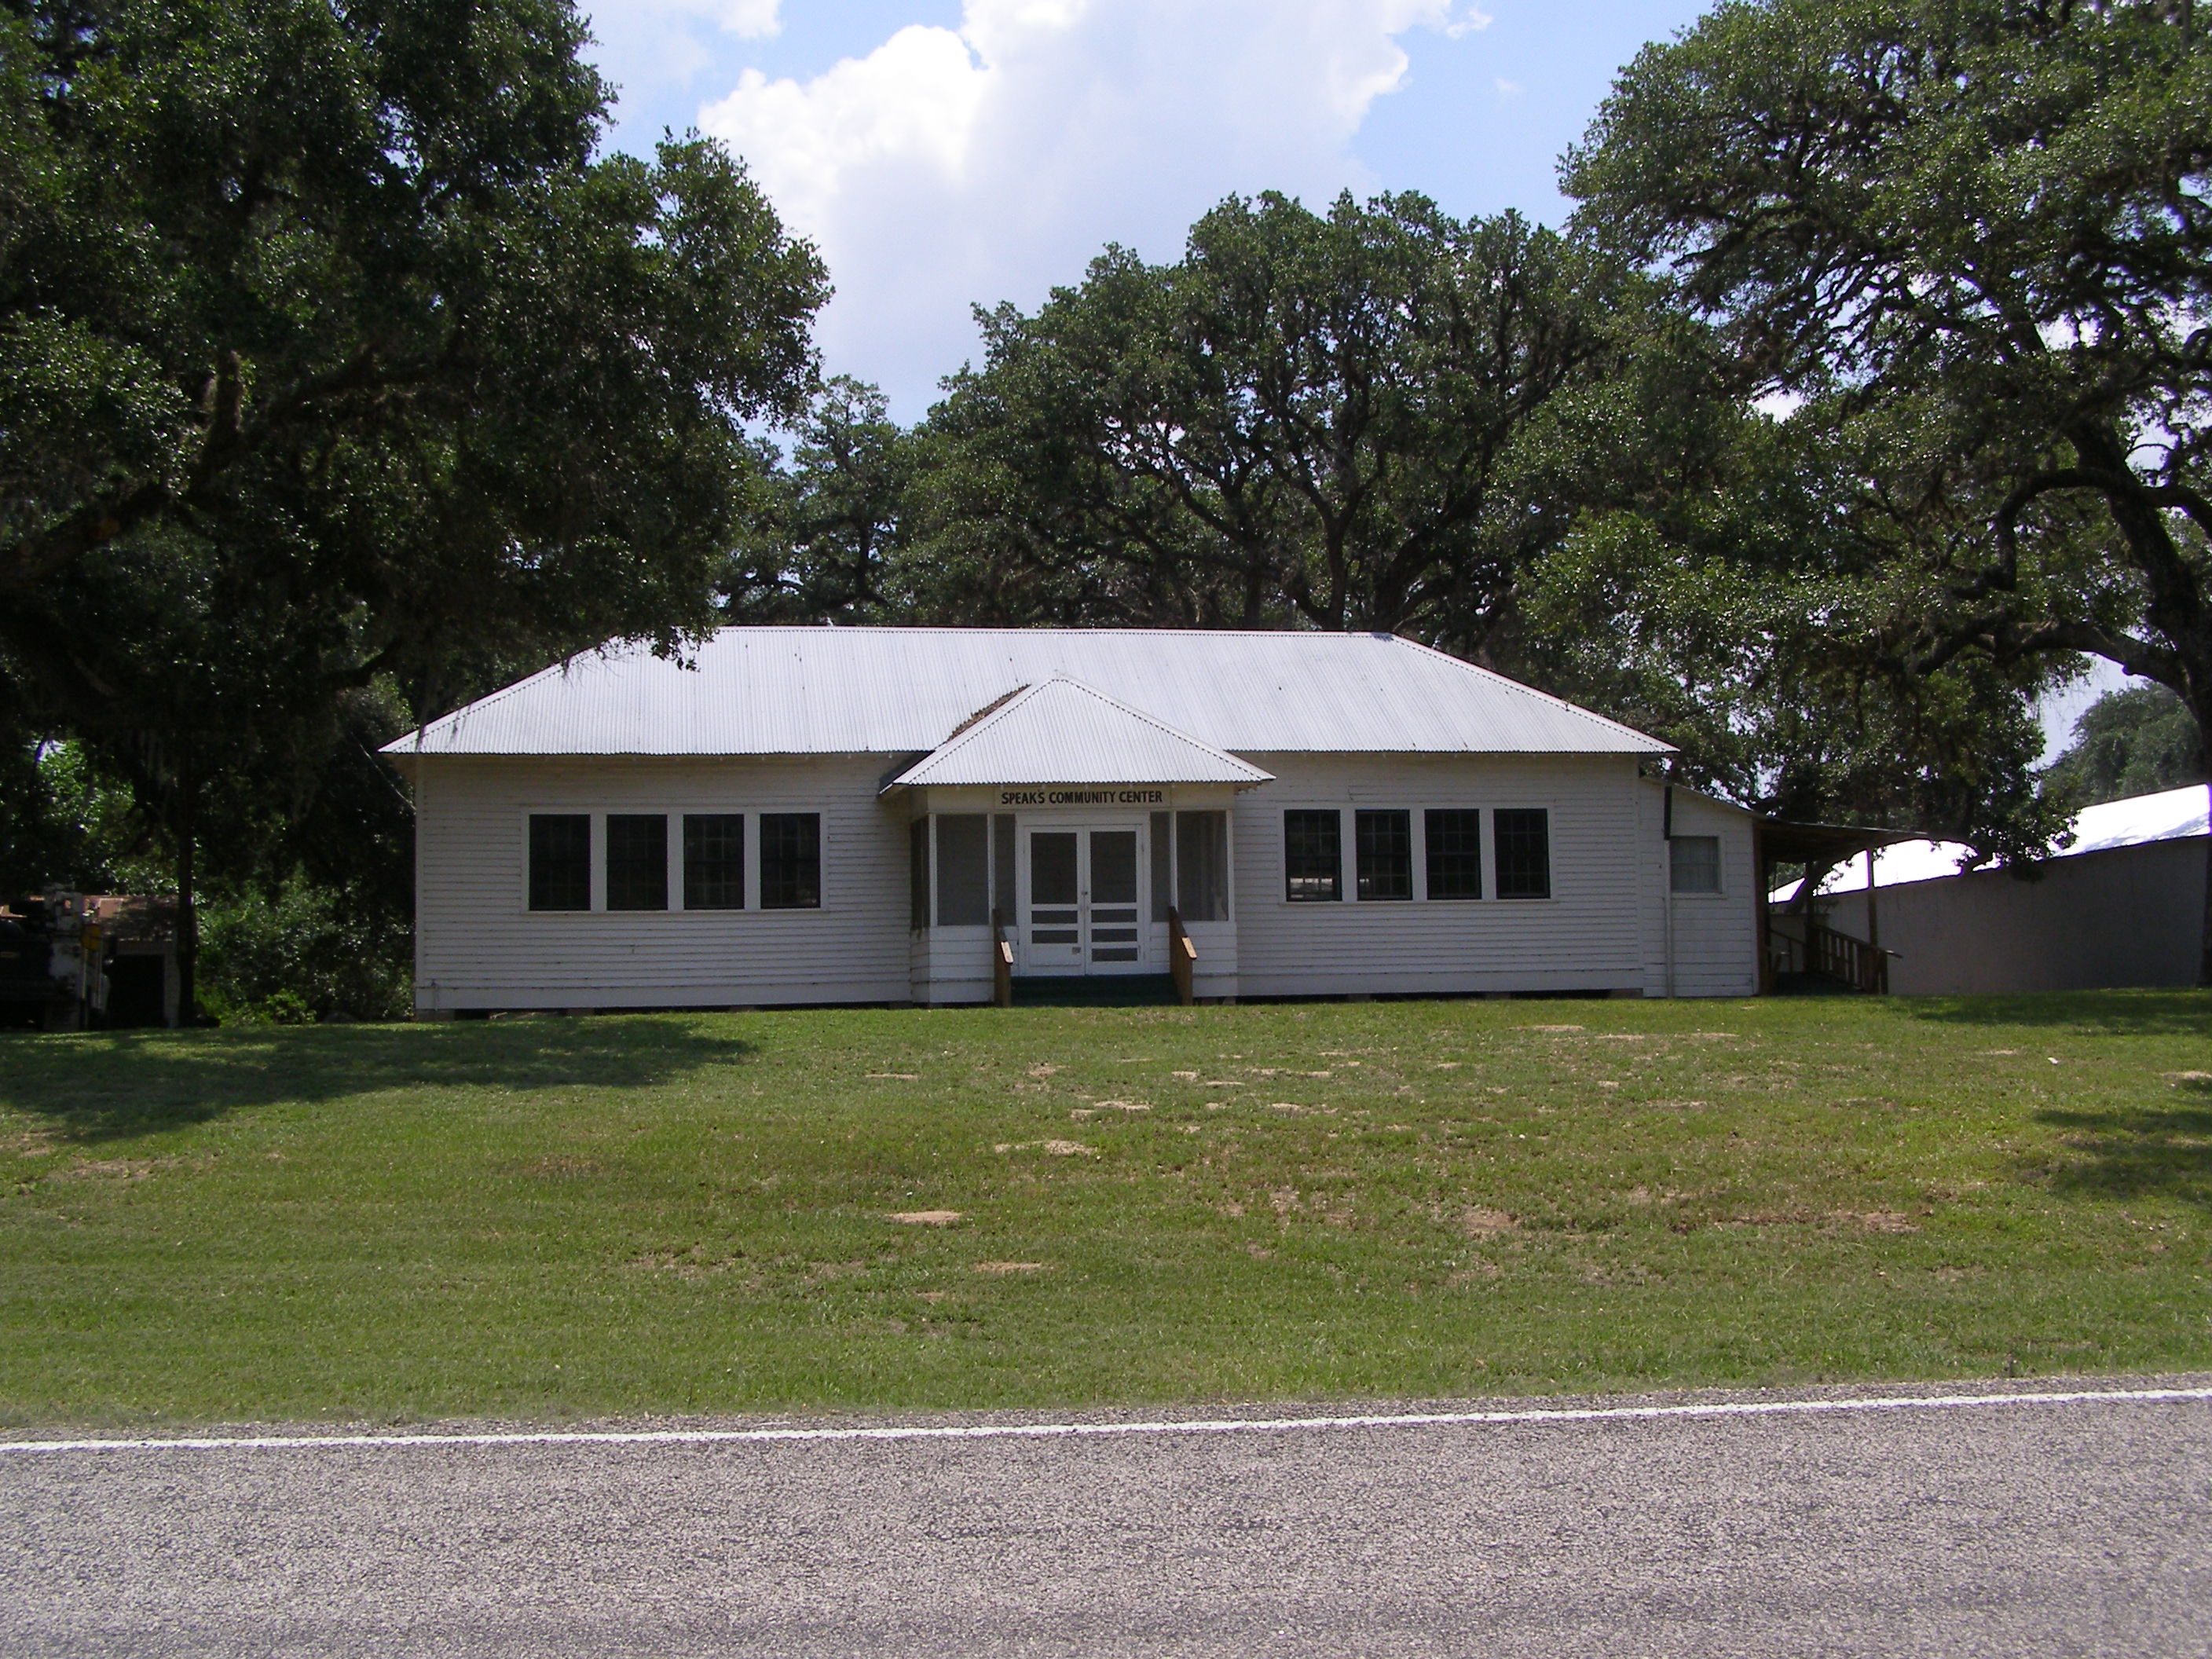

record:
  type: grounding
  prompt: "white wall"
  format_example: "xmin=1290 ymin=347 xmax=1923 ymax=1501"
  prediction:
xmin=411 ymin=751 xmax=1764 ymax=1009
xmin=1637 ymin=782 xmax=1761 ymax=999
xmin=412 ymin=754 xmax=914 ymax=1010
xmin=1821 ymin=837 xmax=2207 ymax=994
xmin=1229 ymin=753 xmax=1668 ymax=999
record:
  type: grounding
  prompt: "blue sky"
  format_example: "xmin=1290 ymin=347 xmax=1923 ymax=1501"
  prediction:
xmin=580 ymin=1 xmax=1712 ymax=419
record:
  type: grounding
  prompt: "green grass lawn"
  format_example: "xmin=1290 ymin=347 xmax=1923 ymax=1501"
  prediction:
xmin=1 ymin=992 xmax=2207 ymax=1427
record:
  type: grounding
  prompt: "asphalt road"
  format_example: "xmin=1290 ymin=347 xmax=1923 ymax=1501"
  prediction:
xmin=5 ymin=1381 xmax=2210 ymax=1657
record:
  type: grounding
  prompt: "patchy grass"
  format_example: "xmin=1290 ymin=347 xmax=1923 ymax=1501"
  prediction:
xmin=0 ymin=992 xmax=2207 ymax=1427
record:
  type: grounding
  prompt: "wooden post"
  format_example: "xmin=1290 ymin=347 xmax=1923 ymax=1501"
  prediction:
xmin=1167 ymin=906 xmax=1196 ymax=1006
xmin=991 ymin=907 xmax=1013 ymax=1009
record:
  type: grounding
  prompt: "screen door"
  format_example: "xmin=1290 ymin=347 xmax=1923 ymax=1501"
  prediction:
xmin=1022 ymin=826 xmax=1148 ymax=973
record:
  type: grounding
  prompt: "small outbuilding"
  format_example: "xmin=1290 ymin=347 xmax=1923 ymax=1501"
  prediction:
xmin=1779 ymin=784 xmax=2210 ymax=996
xmin=383 ymin=628 xmax=1763 ymax=1012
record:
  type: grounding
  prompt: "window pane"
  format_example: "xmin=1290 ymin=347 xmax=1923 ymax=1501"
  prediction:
xmin=1424 ymin=809 xmax=1482 ymax=900
xmin=1091 ymin=830 xmax=1137 ymax=906
xmin=606 ymin=815 xmax=668 ymax=910
xmin=1177 ymin=811 xmax=1229 ymax=921
xmin=936 ymin=814 xmax=989 ymax=926
xmin=1283 ymin=809 xmax=1341 ymax=903
xmin=1495 ymin=808 xmax=1550 ymax=899
xmin=992 ymin=815 xmax=1016 ymax=923
xmin=1356 ymin=809 xmax=1412 ymax=900
xmin=761 ymin=812 xmax=821 ymax=910
xmin=1150 ymin=811 xmax=1171 ymax=923
xmin=1671 ymin=834 xmax=1722 ymax=894
xmin=683 ymin=815 xmax=745 ymax=910
xmin=528 ymin=815 xmax=591 ymax=912
xmin=910 ymin=819 xmax=929 ymax=931
xmin=1031 ymin=832 xmax=1078 ymax=907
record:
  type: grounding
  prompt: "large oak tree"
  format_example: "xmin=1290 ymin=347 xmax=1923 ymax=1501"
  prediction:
xmin=0 ymin=0 xmax=827 ymax=1012
xmin=1566 ymin=0 xmax=2212 ymax=976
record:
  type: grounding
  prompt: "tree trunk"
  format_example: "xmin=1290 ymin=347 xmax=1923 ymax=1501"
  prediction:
xmin=174 ymin=752 xmax=198 ymax=1027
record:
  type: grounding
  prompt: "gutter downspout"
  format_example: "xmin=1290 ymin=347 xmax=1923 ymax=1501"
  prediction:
xmin=1662 ymin=786 xmax=1675 ymax=1000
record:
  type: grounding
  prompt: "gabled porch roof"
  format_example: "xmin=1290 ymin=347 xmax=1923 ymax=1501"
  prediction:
xmin=885 ymin=677 xmax=1274 ymax=793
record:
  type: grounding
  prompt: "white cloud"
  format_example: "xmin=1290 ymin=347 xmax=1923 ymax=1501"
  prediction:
xmin=1446 ymin=5 xmax=1492 ymax=36
xmin=585 ymin=0 xmax=781 ymax=119
xmin=699 ymin=0 xmax=1461 ymax=417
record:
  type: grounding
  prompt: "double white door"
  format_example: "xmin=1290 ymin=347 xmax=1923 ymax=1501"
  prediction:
xmin=1023 ymin=825 xmax=1147 ymax=975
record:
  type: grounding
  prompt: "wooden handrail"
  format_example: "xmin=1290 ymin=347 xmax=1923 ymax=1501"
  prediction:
xmin=1769 ymin=916 xmax=1895 ymax=994
xmin=991 ymin=906 xmax=1013 ymax=1008
xmin=1166 ymin=906 xmax=1196 ymax=1006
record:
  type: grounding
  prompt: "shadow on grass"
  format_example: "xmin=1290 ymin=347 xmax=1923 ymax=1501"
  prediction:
xmin=0 ymin=1017 xmax=754 ymax=1143
xmin=2034 ymin=1085 xmax=2212 ymax=1208
xmin=1901 ymin=988 xmax=2212 ymax=1038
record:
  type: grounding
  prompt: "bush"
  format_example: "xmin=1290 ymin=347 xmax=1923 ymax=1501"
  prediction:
xmin=197 ymin=872 xmax=410 ymax=1024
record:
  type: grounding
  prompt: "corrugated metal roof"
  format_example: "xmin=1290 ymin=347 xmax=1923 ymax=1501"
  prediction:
xmin=1774 ymin=782 xmax=2212 ymax=900
xmin=888 ymin=678 xmax=1274 ymax=789
xmin=383 ymin=627 xmax=1671 ymax=758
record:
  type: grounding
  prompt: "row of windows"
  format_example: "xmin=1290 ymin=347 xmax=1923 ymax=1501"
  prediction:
xmin=527 ymin=813 xmax=822 ymax=912
xmin=1284 ymin=808 xmax=1551 ymax=903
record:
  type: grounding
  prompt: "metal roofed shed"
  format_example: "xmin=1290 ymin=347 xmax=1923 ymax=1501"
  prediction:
xmin=887 ymin=678 xmax=1273 ymax=792
xmin=388 ymin=625 xmax=1756 ymax=1016
xmin=382 ymin=628 xmax=1672 ymax=761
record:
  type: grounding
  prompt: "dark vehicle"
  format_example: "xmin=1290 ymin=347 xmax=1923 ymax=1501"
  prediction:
xmin=0 ymin=907 xmax=67 ymax=1029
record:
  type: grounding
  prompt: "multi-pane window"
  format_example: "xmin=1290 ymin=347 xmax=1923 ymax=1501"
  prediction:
xmin=1177 ymin=810 xmax=1230 ymax=920
xmin=1284 ymin=809 xmax=1342 ymax=902
xmin=936 ymin=814 xmax=989 ymax=926
xmin=1671 ymin=834 xmax=1721 ymax=894
xmin=605 ymin=815 xmax=668 ymax=910
xmin=1151 ymin=811 xmax=1173 ymax=923
xmin=1355 ymin=809 xmax=1412 ymax=901
xmin=528 ymin=815 xmax=591 ymax=911
xmin=760 ymin=812 xmax=822 ymax=910
xmin=1424 ymin=809 xmax=1482 ymax=900
xmin=1494 ymin=808 xmax=1551 ymax=899
xmin=683 ymin=815 xmax=745 ymax=910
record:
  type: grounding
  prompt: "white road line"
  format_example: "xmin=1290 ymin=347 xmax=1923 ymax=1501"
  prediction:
xmin=4 ymin=1386 xmax=2210 ymax=1456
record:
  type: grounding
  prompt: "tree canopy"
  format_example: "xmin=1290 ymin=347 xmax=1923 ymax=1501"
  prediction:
xmin=1565 ymin=0 xmax=2212 ymax=971
xmin=0 ymin=0 xmax=827 ymax=1013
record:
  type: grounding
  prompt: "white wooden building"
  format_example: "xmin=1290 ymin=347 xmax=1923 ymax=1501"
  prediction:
xmin=383 ymin=628 xmax=1761 ymax=1011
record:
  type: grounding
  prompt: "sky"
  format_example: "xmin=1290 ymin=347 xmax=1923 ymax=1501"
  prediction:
xmin=578 ymin=0 xmax=1712 ymax=421
xmin=575 ymin=0 xmax=2133 ymax=759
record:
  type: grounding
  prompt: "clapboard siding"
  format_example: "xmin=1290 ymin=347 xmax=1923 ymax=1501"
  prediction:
xmin=412 ymin=750 xmax=1760 ymax=1007
xmin=413 ymin=755 xmax=913 ymax=1009
xmin=1229 ymin=754 xmax=1650 ymax=997
xmin=1636 ymin=782 xmax=1760 ymax=998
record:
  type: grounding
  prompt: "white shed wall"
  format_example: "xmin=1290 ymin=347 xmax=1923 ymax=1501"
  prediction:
xmin=1820 ymin=837 xmax=2206 ymax=994
xmin=412 ymin=755 xmax=913 ymax=1010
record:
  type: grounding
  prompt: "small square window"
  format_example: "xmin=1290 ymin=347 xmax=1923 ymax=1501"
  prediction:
xmin=1356 ymin=809 xmax=1412 ymax=900
xmin=1671 ymin=834 xmax=1722 ymax=894
xmin=528 ymin=815 xmax=591 ymax=912
xmin=761 ymin=812 xmax=822 ymax=910
xmin=1495 ymin=808 xmax=1551 ymax=899
xmin=606 ymin=815 xmax=668 ymax=910
xmin=1284 ymin=810 xmax=1342 ymax=903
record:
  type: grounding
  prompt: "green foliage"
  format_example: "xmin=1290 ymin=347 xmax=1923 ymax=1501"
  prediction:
xmin=899 ymin=192 xmax=1657 ymax=657
xmin=196 ymin=869 xmax=411 ymax=1025
xmin=1566 ymin=0 xmax=2212 ymax=734
xmin=0 ymin=0 xmax=828 ymax=1012
xmin=2046 ymin=686 xmax=2205 ymax=808
xmin=720 ymin=377 xmax=915 ymax=623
